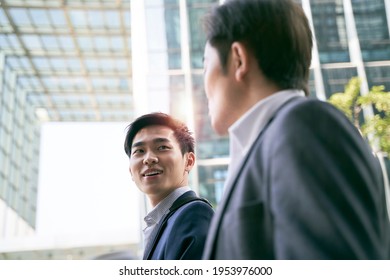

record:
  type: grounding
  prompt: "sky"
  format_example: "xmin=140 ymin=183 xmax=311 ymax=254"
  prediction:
xmin=35 ymin=122 xmax=142 ymax=247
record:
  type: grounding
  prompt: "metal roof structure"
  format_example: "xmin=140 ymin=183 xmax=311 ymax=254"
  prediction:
xmin=0 ymin=0 xmax=133 ymax=122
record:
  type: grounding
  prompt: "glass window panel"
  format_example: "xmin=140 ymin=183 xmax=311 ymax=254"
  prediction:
xmin=127 ymin=38 xmax=131 ymax=50
xmin=3 ymin=87 xmax=14 ymax=111
xmin=17 ymin=77 xmax=31 ymax=88
xmin=41 ymin=35 xmax=60 ymax=49
xmin=18 ymin=57 xmax=31 ymax=69
xmin=0 ymin=35 xmax=9 ymax=48
xmin=310 ymin=0 xmax=350 ymax=63
xmin=123 ymin=11 xmax=131 ymax=27
xmin=29 ymin=9 xmax=50 ymax=26
xmin=6 ymin=57 xmax=22 ymax=69
xmin=7 ymin=182 xmax=14 ymax=205
xmin=87 ymin=10 xmax=104 ymax=27
xmin=28 ymin=77 xmax=40 ymax=88
xmin=165 ymin=0 xmax=179 ymax=5
xmin=48 ymin=77 xmax=85 ymax=89
xmin=110 ymin=36 xmax=124 ymax=51
xmin=27 ymin=95 xmax=45 ymax=107
xmin=0 ymin=9 xmax=9 ymax=25
xmin=96 ymin=95 xmax=131 ymax=105
xmin=50 ymin=58 xmax=67 ymax=70
xmin=6 ymin=34 xmax=21 ymax=49
xmin=308 ymin=69 xmax=317 ymax=98
xmin=91 ymin=77 xmax=123 ymax=89
xmin=105 ymin=11 xmax=120 ymax=28
xmin=187 ymin=1 xmax=217 ymax=68
xmin=84 ymin=58 xmax=100 ymax=70
xmin=32 ymin=57 xmax=50 ymax=70
xmin=9 ymin=8 xmax=31 ymax=25
xmin=2 ymin=133 xmax=12 ymax=158
xmin=93 ymin=36 xmax=110 ymax=50
xmin=164 ymin=5 xmax=181 ymax=69
xmin=352 ymin=0 xmax=390 ymax=61
xmin=119 ymin=78 xmax=129 ymax=90
xmin=322 ymin=67 xmax=358 ymax=98
xmin=115 ymin=59 xmax=127 ymax=71
xmin=15 ymin=105 xmax=24 ymax=127
xmin=100 ymin=111 xmax=132 ymax=120
xmin=69 ymin=10 xmax=87 ymax=27
xmin=77 ymin=36 xmax=94 ymax=51
xmin=56 ymin=36 xmax=74 ymax=51
xmin=198 ymin=164 xmax=228 ymax=206
xmin=1 ymin=107 xmax=13 ymax=132
xmin=51 ymin=95 xmax=88 ymax=105
xmin=4 ymin=66 xmax=12 ymax=82
xmin=66 ymin=58 xmax=82 ymax=71
xmin=21 ymin=35 xmax=42 ymax=49
xmin=59 ymin=111 xmax=96 ymax=120
xmin=48 ymin=9 xmax=67 ymax=27
xmin=41 ymin=77 xmax=58 ymax=88
xmin=16 ymin=88 xmax=26 ymax=108
xmin=101 ymin=58 xmax=117 ymax=70
xmin=366 ymin=66 xmax=390 ymax=90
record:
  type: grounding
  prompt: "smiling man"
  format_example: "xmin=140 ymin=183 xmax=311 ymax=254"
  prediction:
xmin=124 ymin=112 xmax=214 ymax=260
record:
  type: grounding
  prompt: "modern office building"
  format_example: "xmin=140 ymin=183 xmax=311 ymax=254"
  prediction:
xmin=0 ymin=0 xmax=389 ymax=258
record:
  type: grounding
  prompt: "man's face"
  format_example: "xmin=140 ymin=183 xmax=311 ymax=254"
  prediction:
xmin=129 ymin=125 xmax=193 ymax=206
xmin=203 ymin=42 xmax=240 ymax=135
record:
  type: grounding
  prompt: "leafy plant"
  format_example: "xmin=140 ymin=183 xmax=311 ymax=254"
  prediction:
xmin=328 ymin=77 xmax=390 ymax=155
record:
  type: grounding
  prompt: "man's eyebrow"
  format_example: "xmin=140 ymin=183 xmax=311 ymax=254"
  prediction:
xmin=131 ymin=137 xmax=170 ymax=148
xmin=153 ymin=137 xmax=170 ymax=144
xmin=131 ymin=141 xmax=144 ymax=148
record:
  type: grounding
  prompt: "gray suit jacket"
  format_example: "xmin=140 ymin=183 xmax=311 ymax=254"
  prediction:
xmin=203 ymin=97 xmax=390 ymax=259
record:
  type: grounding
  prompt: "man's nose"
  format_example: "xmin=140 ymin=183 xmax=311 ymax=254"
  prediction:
xmin=143 ymin=152 xmax=158 ymax=165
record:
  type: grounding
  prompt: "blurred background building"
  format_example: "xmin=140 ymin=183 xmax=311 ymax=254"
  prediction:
xmin=0 ymin=0 xmax=389 ymax=259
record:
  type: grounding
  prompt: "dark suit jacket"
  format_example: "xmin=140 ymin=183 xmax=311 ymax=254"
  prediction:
xmin=203 ymin=97 xmax=390 ymax=259
xmin=144 ymin=191 xmax=214 ymax=260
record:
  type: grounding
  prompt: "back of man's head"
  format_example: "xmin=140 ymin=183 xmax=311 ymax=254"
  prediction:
xmin=203 ymin=0 xmax=312 ymax=95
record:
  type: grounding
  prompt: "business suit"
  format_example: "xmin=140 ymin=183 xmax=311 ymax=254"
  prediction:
xmin=203 ymin=97 xmax=390 ymax=259
xmin=144 ymin=191 xmax=214 ymax=260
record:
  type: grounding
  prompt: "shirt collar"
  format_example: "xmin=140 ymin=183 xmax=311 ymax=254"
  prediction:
xmin=144 ymin=186 xmax=191 ymax=227
xmin=229 ymin=89 xmax=305 ymax=160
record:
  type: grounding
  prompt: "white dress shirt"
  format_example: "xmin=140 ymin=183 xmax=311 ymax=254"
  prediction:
xmin=226 ymin=89 xmax=305 ymax=187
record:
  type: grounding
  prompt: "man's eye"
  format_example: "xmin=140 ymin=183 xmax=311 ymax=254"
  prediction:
xmin=158 ymin=145 xmax=170 ymax=150
xmin=132 ymin=149 xmax=144 ymax=155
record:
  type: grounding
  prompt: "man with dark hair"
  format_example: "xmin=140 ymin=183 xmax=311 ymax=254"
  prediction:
xmin=124 ymin=112 xmax=213 ymax=260
xmin=202 ymin=0 xmax=390 ymax=259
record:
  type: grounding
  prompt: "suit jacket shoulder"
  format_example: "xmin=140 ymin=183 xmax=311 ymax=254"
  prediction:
xmin=146 ymin=191 xmax=214 ymax=260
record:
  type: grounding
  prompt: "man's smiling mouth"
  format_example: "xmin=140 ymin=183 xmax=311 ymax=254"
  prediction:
xmin=143 ymin=170 xmax=163 ymax=177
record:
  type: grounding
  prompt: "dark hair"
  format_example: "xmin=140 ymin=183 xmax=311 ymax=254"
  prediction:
xmin=124 ymin=112 xmax=195 ymax=157
xmin=203 ymin=0 xmax=312 ymax=96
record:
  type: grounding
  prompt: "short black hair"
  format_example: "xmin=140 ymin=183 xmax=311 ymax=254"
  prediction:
xmin=203 ymin=0 xmax=312 ymax=95
xmin=124 ymin=112 xmax=195 ymax=157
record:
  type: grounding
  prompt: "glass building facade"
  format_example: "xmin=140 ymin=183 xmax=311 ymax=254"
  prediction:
xmin=0 ymin=0 xmax=389 ymax=257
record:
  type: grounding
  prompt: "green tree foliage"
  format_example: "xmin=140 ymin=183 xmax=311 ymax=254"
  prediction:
xmin=328 ymin=77 xmax=390 ymax=155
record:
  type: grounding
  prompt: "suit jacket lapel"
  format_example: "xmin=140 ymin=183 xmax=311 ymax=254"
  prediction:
xmin=143 ymin=191 xmax=201 ymax=259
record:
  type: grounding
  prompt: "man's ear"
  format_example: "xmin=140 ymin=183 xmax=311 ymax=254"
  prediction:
xmin=185 ymin=152 xmax=196 ymax=172
xmin=231 ymin=42 xmax=249 ymax=81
